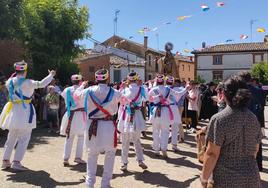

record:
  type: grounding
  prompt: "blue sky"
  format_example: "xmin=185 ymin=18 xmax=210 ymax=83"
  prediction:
xmin=79 ymin=0 xmax=268 ymax=54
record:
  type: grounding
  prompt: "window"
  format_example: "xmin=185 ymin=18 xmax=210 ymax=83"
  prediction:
xmin=182 ymin=65 xmax=184 ymax=71
xmin=188 ymin=78 xmax=191 ymax=81
xmin=253 ymin=54 xmax=264 ymax=64
xmin=213 ymin=55 xmax=223 ymax=65
xmin=148 ymin=74 xmax=152 ymax=80
xmin=89 ymin=66 xmax=95 ymax=72
xmin=155 ymin=60 xmax=158 ymax=72
xmin=148 ymin=55 xmax=152 ymax=66
xmin=212 ymin=70 xmax=223 ymax=81
xmin=188 ymin=65 xmax=190 ymax=71
xmin=114 ymin=69 xmax=121 ymax=83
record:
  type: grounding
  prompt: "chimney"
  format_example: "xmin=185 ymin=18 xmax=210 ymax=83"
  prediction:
xmin=144 ymin=36 xmax=148 ymax=49
xmin=202 ymin=42 xmax=206 ymax=48
xmin=264 ymin=35 xmax=268 ymax=43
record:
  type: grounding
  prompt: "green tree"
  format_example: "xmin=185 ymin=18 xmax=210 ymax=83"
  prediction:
xmin=195 ymin=75 xmax=206 ymax=84
xmin=251 ymin=62 xmax=268 ymax=85
xmin=20 ymin=0 xmax=89 ymax=85
xmin=0 ymin=0 xmax=23 ymax=39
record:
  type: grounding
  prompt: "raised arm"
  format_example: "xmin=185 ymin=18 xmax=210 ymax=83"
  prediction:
xmin=31 ymin=70 xmax=56 ymax=89
xmin=170 ymin=87 xmax=188 ymax=101
xmin=73 ymin=81 xmax=88 ymax=102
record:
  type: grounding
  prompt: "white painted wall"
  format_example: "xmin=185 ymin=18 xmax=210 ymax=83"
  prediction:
xmin=223 ymin=54 xmax=252 ymax=69
xmin=197 ymin=56 xmax=213 ymax=69
xmin=197 ymin=52 xmax=268 ymax=82
xmin=94 ymin=44 xmax=145 ymax=65
xmin=197 ymin=71 xmax=212 ymax=82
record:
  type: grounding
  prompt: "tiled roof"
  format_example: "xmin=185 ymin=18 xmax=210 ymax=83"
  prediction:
xmin=192 ymin=42 xmax=268 ymax=54
xmin=75 ymin=52 xmax=111 ymax=64
xmin=103 ymin=35 xmax=165 ymax=56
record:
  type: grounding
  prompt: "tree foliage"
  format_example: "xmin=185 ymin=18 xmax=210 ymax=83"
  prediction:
xmin=195 ymin=75 xmax=206 ymax=84
xmin=251 ymin=62 xmax=268 ymax=85
xmin=0 ymin=0 xmax=23 ymax=39
xmin=20 ymin=0 xmax=89 ymax=85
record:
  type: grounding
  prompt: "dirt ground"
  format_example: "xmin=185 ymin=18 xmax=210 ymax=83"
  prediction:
xmin=0 ymin=107 xmax=267 ymax=188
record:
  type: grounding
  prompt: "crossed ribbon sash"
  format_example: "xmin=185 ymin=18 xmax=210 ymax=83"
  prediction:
xmin=122 ymin=86 xmax=142 ymax=122
xmin=151 ymin=87 xmax=174 ymax=121
xmin=86 ymin=88 xmax=118 ymax=148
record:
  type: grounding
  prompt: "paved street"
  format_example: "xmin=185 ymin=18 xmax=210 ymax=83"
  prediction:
xmin=0 ymin=107 xmax=268 ymax=188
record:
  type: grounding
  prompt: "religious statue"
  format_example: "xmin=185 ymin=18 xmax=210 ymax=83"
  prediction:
xmin=157 ymin=42 xmax=179 ymax=78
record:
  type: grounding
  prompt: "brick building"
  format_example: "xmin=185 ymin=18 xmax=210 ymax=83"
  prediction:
xmin=175 ymin=55 xmax=195 ymax=81
xmin=75 ymin=53 xmax=111 ymax=82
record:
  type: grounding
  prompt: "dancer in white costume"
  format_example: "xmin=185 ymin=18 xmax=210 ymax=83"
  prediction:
xmin=118 ymin=72 xmax=148 ymax=171
xmin=0 ymin=61 xmax=55 ymax=171
xmin=75 ymin=69 xmax=121 ymax=188
xmin=148 ymin=74 xmax=187 ymax=158
xmin=166 ymin=76 xmax=187 ymax=151
xmin=60 ymin=74 xmax=86 ymax=166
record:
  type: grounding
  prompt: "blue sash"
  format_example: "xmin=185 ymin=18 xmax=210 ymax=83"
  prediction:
xmin=66 ymin=88 xmax=76 ymax=117
xmin=87 ymin=87 xmax=114 ymax=118
xmin=125 ymin=86 xmax=145 ymax=115
xmin=14 ymin=91 xmax=34 ymax=124
xmin=149 ymin=87 xmax=170 ymax=115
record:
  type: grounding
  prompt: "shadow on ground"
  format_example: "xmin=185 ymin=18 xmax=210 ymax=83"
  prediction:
xmin=114 ymin=170 xmax=198 ymax=188
xmin=5 ymin=169 xmax=84 ymax=188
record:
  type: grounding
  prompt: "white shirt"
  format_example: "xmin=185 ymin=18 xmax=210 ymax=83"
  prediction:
xmin=61 ymin=85 xmax=84 ymax=110
xmin=75 ymin=84 xmax=121 ymax=118
xmin=188 ymin=88 xmax=199 ymax=111
xmin=121 ymin=83 xmax=148 ymax=106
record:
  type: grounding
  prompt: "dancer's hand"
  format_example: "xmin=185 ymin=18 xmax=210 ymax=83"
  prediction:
xmin=48 ymin=70 xmax=56 ymax=77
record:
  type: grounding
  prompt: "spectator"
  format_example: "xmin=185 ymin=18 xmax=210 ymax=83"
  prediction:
xmin=45 ymin=85 xmax=60 ymax=133
xmin=215 ymin=82 xmax=226 ymax=112
xmin=186 ymin=81 xmax=200 ymax=133
xmin=238 ymin=71 xmax=266 ymax=171
xmin=201 ymin=75 xmax=262 ymax=188
xmin=199 ymin=82 xmax=218 ymax=120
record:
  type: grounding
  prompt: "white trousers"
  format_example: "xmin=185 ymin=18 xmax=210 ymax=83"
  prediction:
xmin=121 ymin=131 xmax=144 ymax=164
xmin=152 ymin=122 xmax=169 ymax=152
xmin=2 ymin=129 xmax=32 ymax=162
xmin=86 ymin=149 xmax=116 ymax=188
xmin=63 ymin=134 xmax=84 ymax=160
xmin=171 ymin=123 xmax=179 ymax=146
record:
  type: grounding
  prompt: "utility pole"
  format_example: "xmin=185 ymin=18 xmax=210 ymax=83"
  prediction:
xmin=114 ymin=10 xmax=120 ymax=35
xmin=250 ymin=19 xmax=258 ymax=42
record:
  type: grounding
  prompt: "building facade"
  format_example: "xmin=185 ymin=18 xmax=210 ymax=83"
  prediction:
xmin=75 ymin=45 xmax=145 ymax=83
xmin=175 ymin=55 xmax=195 ymax=81
xmin=102 ymin=35 xmax=164 ymax=81
xmin=75 ymin=53 xmax=111 ymax=82
xmin=192 ymin=36 xmax=268 ymax=82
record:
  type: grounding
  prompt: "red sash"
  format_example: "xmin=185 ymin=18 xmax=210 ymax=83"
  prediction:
xmin=90 ymin=96 xmax=117 ymax=148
